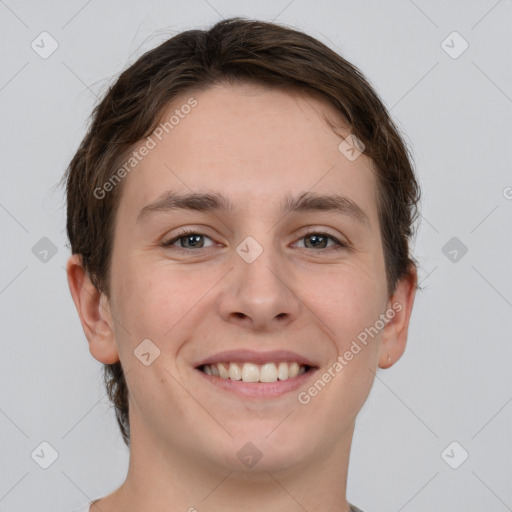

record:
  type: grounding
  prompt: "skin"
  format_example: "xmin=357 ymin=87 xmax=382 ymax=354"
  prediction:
xmin=67 ymin=82 xmax=417 ymax=512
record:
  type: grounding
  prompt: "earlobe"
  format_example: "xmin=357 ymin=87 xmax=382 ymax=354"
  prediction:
xmin=66 ymin=254 xmax=120 ymax=364
xmin=378 ymin=265 xmax=418 ymax=368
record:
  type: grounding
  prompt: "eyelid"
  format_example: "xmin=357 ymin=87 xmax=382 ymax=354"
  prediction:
xmin=162 ymin=226 xmax=349 ymax=252
xmin=293 ymin=223 xmax=351 ymax=246
xmin=161 ymin=227 xmax=217 ymax=249
xmin=295 ymin=228 xmax=349 ymax=249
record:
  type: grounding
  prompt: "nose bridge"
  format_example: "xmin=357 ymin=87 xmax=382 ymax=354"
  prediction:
xmin=237 ymin=234 xmax=286 ymax=303
xmin=220 ymin=232 xmax=299 ymax=329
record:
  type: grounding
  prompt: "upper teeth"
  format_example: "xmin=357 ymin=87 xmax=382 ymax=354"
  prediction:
xmin=202 ymin=362 xmax=307 ymax=383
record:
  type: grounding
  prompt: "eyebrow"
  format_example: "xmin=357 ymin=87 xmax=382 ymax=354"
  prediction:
xmin=137 ymin=190 xmax=370 ymax=227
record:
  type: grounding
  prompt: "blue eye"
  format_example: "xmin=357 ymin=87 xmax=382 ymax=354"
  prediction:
xmin=162 ymin=229 xmax=214 ymax=249
xmin=162 ymin=229 xmax=347 ymax=251
xmin=295 ymin=231 xmax=346 ymax=250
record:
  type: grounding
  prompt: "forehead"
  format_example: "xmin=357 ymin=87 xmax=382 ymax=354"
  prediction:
xmin=116 ymin=82 xmax=379 ymax=225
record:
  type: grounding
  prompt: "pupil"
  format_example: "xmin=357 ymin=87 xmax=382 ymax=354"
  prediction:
xmin=181 ymin=234 xmax=327 ymax=249
xmin=185 ymin=235 xmax=202 ymax=248
xmin=307 ymin=234 xmax=326 ymax=248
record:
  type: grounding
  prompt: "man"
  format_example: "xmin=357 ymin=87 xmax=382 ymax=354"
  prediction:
xmin=65 ymin=17 xmax=419 ymax=512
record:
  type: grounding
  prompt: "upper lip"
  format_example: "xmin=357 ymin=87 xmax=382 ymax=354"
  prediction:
xmin=195 ymin=349 xmax=317 ymax=368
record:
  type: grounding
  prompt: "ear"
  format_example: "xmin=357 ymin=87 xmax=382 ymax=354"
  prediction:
xmin=66 ymin=254 xmax=120 ymax=364
xmin=378 ymin=265 xmax=418 ymax=368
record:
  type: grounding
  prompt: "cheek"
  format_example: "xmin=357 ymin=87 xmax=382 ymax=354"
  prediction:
xmin=109 ymin=256 xmax=193 ymax=347
xmin=299 ymin=270 xmax=384 ymax=418
xmin=299 ymin=263 xmax=386 ymax=350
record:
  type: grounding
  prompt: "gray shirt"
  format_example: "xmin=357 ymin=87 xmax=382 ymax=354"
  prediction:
xmin=74 ymin=500 xmax=366 ymax=511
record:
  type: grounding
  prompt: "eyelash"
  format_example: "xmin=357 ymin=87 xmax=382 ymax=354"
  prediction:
xmin=162 ymin=228 xmax=348 ymax=252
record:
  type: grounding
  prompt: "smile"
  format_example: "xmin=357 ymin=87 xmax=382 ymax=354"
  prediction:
xmin=200 ymin=361 xmax=310 ymax=383
xmin=196 ymin=362 xmax=318 ymax=399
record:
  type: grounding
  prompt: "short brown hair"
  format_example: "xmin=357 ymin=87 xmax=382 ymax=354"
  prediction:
xmin=63 ymin=17 xmax=420 ymax=447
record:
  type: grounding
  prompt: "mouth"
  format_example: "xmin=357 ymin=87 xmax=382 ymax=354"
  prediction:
xmin=194 ymin=350 xmax=319 ymax=398
xmin=198 ymin=361 xmax=313 ymax=383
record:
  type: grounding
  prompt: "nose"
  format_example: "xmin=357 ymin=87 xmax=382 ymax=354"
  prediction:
xmin=217 ymin=241 xmax=301 ymax=331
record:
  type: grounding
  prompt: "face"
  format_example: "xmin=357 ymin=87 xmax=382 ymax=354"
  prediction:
xmin=78 ymin=82 xmax=415 ymax=475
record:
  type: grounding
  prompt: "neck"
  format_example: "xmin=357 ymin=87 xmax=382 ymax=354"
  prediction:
xmin=93 ymin=415 xmax=355 ymax=512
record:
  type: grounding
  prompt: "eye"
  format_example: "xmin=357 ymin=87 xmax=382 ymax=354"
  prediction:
xmin=162 ymin=229 xmax=215 ymax=250
xmin=294 ymin=230 xmax=347 ymax=250
xmin=162 ymin=229 xmax=348 ymax=252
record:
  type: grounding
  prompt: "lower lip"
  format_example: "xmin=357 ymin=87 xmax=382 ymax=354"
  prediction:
xmin=195 ymin=367 xmax=318 ymax=398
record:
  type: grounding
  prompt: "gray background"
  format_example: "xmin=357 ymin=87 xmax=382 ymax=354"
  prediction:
xmin=1 ymin=1 xmax=511 ymax=511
